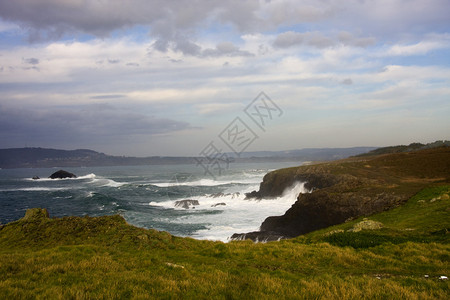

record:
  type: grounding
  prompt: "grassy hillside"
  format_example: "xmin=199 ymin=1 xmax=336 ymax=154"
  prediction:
xmin=0 ymin=184 xmax=449 ymax=299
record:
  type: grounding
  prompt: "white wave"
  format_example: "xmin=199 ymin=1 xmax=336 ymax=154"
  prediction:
xmin=150 ymin=181 xmax=306 ymax=242
xmin=152 ymin=177 xmax=262 ymax=188
xmin=22 ymin=173 xmax=125 ymax=189
xmin=78 ymin=173 xmax=97 ymax=179
xmin=53 ymin=195 xmax=73 ymax=199
xmin=0 ymin=187 xmax=67 ymax=192
xmin=91 ymin=177 xmax=126 ymax=188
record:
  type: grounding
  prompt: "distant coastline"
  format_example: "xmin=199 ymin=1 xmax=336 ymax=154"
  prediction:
xmin=0 ymin=146 xmax=376 ymax=169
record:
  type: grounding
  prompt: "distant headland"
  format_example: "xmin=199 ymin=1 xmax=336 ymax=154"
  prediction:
xmin=0 ymin=146 xmax=378 ymax=169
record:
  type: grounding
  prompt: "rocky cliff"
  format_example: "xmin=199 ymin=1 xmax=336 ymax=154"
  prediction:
xmin=236 ymin=147 xmax=450 ymax=241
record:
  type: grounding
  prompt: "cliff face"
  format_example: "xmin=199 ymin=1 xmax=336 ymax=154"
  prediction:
xmin=237 ymin=147 xmax=450 ymax=241
xmin=245 ymin=167 xmax=340 ymax=199
xmin=260 ymin=186 xmax=406 ymax=237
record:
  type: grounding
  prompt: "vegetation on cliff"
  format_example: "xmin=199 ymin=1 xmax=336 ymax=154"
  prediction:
xmin=355 ymin=140 xmax=449 ymax=157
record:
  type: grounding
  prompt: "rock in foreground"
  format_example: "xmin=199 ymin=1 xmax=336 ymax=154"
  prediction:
xmin=23 ymin=208 xmax=50 ymax=220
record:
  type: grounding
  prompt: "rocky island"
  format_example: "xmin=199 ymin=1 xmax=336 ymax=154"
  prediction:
xmin=48 ymin=170 xmax=77 ymax=179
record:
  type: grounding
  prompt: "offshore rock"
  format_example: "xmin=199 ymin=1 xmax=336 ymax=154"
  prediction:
xmin=174 ymin=200 xmax=200 ymax=209
xmin=49 ymin=170 xmax=77 ymax=179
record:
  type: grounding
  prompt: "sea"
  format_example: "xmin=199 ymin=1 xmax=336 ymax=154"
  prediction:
xmin=0 ymin=161 xmax=306 ymax=242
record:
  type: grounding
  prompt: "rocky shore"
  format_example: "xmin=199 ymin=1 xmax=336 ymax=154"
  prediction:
xmin=234 ymin=147 xmax=450 ymax=241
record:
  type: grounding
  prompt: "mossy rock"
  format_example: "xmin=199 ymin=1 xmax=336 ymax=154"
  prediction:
xmin=348 ymin=219 xmax=383 ymax=232
xmin=22 ymin=208 xmax=50 ymax=221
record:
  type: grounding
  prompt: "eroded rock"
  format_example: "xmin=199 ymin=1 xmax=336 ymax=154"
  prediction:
xmin=174 ymin=200 xmax=199 ymax=209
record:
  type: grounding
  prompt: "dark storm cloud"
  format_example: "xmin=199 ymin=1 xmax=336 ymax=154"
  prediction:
xmin=0 ymin=0 xmax=261 ymax=41
xmin=1 ymin=0 xmax=448 ymax=53
xmin=0 ymin=104 xmax=191 ymax=148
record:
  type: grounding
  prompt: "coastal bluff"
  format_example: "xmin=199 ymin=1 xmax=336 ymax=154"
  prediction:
xmin=238 ymin=147 xmax=450 ymax=241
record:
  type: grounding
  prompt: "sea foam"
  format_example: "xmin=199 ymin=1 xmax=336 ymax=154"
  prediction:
xmin=150 ymin=181 xmax=306 ymax=242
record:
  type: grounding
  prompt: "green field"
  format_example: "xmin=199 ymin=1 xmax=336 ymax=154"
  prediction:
xmin=0 ymin=183 xmax=448 ymax=299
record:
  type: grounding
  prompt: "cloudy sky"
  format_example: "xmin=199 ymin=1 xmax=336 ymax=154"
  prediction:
xmin=0 ymin=0 xmax=449 ymax=156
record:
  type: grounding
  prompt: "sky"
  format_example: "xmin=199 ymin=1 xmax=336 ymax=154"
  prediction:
xmin=0 ymin=0 xmax=449 ymax=156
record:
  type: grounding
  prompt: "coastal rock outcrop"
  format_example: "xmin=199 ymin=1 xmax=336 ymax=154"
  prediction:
xmin=245 ymin=167 xmax=341 ymax=200
xmin=49 ymin=170 xmax=77 ymax=179
xmin=235 ymin=147 xmax=450 ymax=241
xmin=260 ymin=189 xmax=405 ymax=237
xmin=174 ymin=200 xmax=199 ymax=209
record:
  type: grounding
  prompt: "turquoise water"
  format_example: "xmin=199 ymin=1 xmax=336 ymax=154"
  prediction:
xmin=0 ymin=161 xmax=304 ymax=241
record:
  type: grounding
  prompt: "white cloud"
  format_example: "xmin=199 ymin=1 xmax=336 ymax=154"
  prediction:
xmin=385 ymin=40 xmax=450 ymax=56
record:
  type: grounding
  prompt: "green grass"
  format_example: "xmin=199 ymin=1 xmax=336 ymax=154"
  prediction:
xmin=0 ymin=185 xmax=449 ymax=299
xmin=306 ymin=185 xmax=450 ymax=248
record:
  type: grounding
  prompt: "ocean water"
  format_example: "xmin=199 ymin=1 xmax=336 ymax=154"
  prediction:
xmin=0 ymin=161 xmax=305 ymax=242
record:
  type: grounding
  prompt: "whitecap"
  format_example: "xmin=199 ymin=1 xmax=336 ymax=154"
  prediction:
xmin=149 ymin=181 xmax=306 ymax=242
xmin=152 ymin=178 xmax=262 ymax=188
xmin=89 ymin=175 xmax=126 ymax=188
xmin=0 ymin=187 xmax=67 ymax=192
